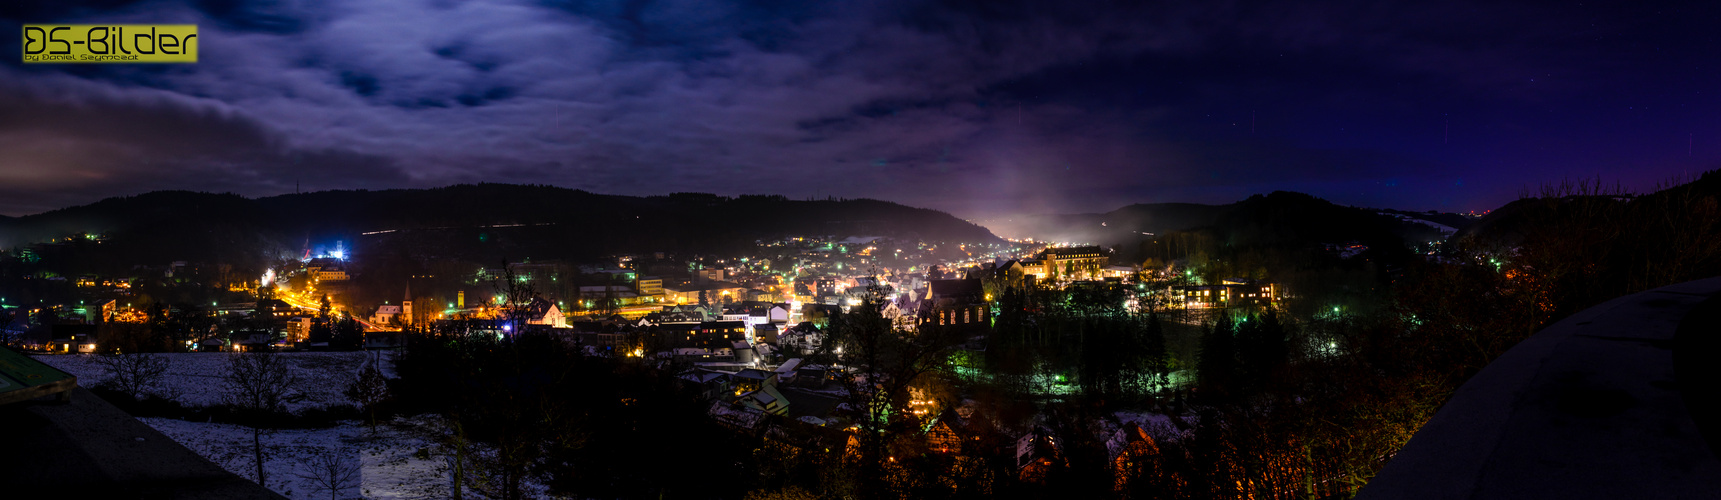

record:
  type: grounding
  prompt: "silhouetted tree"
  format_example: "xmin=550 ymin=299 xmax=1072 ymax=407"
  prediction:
xmin=223 ymin=351 xmax=299 ymax=488
xmin=1197 ymin=315 xmax=1239 ymax=398
xmin=294 ymin=447 xmax=362 ymax=500
xmin=345 ymin=352 xmax=391 ymax=434
xmin=93 ymin=352 xmax=172 ymax=401
xmin=1144 ymin=312 xmax=1169 ymax=389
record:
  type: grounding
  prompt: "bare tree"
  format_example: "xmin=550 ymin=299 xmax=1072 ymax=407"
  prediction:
xmin=223 ymin=351 xmax=300 ymax=488
xmin=93 ymin=352 xmax=172 ymax=401
xmin=344 ymin=352 xmax=391 ymax=434
xmin=490 ymin=261 xmax=539 ymax=335
xmin=294 ymin=447 xmax=363 ymax=500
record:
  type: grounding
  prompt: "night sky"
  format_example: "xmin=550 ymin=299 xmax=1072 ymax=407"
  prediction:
xmin=1 ymin=0 xmax=1718 ymax=218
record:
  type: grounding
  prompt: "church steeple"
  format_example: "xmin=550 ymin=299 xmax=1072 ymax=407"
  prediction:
xmin=401 ymin=281 xmax=413 ymax=326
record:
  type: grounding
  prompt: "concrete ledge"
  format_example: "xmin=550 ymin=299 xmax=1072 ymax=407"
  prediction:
xmin=1359 ymin=277 xmax=1721 ymax=499
xmin=0 ymin=388 xmax=284 ymax=499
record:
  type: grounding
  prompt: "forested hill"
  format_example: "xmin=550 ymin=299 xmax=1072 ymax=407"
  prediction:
xmin=982 ymin=191 xmax=1468 ymax=258
xmin=0 ymin=184 xmax=1000 ymax=268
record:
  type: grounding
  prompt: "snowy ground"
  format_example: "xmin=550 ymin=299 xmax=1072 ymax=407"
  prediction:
xmin=36 ymin=351 xmax=382 ymax=412
xmin=142 ymin=417 xmax=451 ymax=500
xmin=35 ymin=351 xmax=555 ymax=499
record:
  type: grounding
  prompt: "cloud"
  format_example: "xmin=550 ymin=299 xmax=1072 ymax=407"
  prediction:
xmin=0 ymin=0 xmax=1689 ymax=217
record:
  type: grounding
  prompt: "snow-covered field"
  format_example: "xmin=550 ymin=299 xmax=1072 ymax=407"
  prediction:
xmin=36 ymin=351 xmax=380 ymax=412
xmin=38 ymin=352 xmax=555 ymax=499
xmin=142 ymin=417 xmax=451 ymax=500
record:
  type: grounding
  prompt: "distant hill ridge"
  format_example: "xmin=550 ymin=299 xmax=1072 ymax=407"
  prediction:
xmin=980 ymin=191 xmax=1472 ymax=248
xmin=0 ymin=184 xmax=1001 ymax=266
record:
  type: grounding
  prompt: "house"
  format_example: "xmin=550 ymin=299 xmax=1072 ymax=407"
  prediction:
xmin=721 ymin=301 xmax=791 ymax=327
xmin=1101 ymin=265 xmax=1137 ymax=280
xmin=773 ymin=358 xmax=802 ymax=384
xmin=739 ymin=384 xmax=789 ymax=415
xmin=1105 ymin=422 xmax=1160 ymax=463
xmin=732 ymin=368 xmax=789 ymax=416
xmin=731 ymin=368 xmax=777 ymax=394
xmin=778 ymin=322 xmax=823 ymax=355
xmin=752 ymin=324 xmax=779 ymax=344
xmin=24 ymin=324 xmax=98 ymax=353
xmin=372 ymin=304 xmax=402 ymax=325
xmin=927 ymin=423 xmax=964 ymax=454
xmin=1105 ymin=422 xmax=1161 ymax=489
xmin=563 ymin=330 xmax=627 ymax=353
xmin=680 ymin=369 xmax=732 ymax=400
xmin=792 ymin=363 xmax=835 ymax=388
xmin=709 ymin=400 xmax=767 ymax=433
xmin=672 ymin=347 xmax=735 ymax=363
xmin=521 ymin=298 xmax=566 ymax=328
xmin=732 ymin=341 xmax=757 ymax=365
xmin=1016 ymin=426 xmax=1065 ymax=483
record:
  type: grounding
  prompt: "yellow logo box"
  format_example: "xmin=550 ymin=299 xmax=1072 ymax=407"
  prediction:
xmin=22 ymin=25 xmax=197 ymax=63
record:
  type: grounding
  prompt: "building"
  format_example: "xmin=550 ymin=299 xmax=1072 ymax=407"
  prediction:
xmin=1173 ymin=279 xmax=1277 ymax=309
xmin=311 ymin=266 xmax=349 ymax=282
xmin=732 ymin=368 xmax=789 ymax=415
xmin=1105 ymin=422 xmax=1161 ymax=490
xmin=372 ymin=304 xmax=403 ymax=325
xmin=668 ymin=320 xmax=750 ymax=348
xmin=663 ymin=282 xmax=751 ymax=306
xmin=636 ymin=276 xmax=664 ymax=296
xmin=521 ymin=298 xmax=566 ymax=328
xmin=694 ymin=268 xmax=726 ymax=283
xmin=917 ymin=278 xmax=988 ymax=335
xmin=1032 ymin=246 xmax=1109 ymax=281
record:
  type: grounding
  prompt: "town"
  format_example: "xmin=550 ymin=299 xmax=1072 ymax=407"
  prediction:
xmin=3 ymin=207 xmax=1322 ymax=498
xmin=6 ymin=0 xmax=1717 ymax=498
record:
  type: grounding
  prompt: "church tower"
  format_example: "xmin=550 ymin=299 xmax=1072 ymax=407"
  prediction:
xmin=401 ymin=282 xmax=413 ymax=326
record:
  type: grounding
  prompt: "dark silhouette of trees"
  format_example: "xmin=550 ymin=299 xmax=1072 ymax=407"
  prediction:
xmin=822 ymin=287 xmax=967 ymax=499
xmin=1197 ymin=315 xmax=1238 ymax=398
xmin=395 ymin=321 xmax=585 ymax=500
xmin=329 ymin=313 xmax=364 ymax=350
xmin=1235 ymin=310 xmax=1288 ymax=394
xmin=93 ymin=351 xmax=172 ymax=401
xmin=1144 ymin=312 xmax=1169 ymax=389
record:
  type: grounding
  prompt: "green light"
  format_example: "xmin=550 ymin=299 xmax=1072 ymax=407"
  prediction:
xmin=1333 ymin=306 xmax=1340 ymax=313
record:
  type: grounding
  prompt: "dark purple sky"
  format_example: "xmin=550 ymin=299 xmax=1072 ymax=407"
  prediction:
xmin=1 ymin=0 xmax=1717 ymax=218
